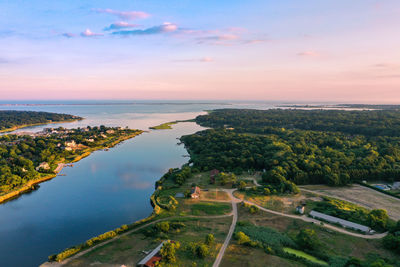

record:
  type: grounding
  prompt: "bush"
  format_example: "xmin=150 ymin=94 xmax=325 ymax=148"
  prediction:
xmin=205 ymin=233 xmax=215 ymax=245
xmin=296 ymin=229 xmax=318 ymax=250
xmin=236 ymin=231 xmax=251 ymax=245
xmin=156 ymin=222 xmax=170 ymax=233
xmin=160 ymin=240 xmax=180 ymax=263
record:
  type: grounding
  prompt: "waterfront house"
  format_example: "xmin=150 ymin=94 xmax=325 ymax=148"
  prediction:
xmin=36 ymin=162 xmax=50 ymax=171
xmin=191 ymin=186 xmax=201 ymax=199
xmin=65 ymin=140 xmax=77 ymax=148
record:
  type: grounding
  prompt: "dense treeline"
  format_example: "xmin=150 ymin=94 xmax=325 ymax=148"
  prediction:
xmin=181 ymin=109 xmax=400 ymax=186
xmin=196 ymin=109 xmax=400 ymax=137
xmin=0 ymin=126 xmax=141 ymax=194
xmin=0 ymin=110 xmax=81 ymax=131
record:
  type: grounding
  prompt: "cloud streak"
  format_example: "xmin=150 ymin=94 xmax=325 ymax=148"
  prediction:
xmin=81 ymin=29 xmax=103 ymax=37
xmin=112 ymin=22 xmax=178 ymax=36
xmin=297 ymin=51 xmax=319 ymax=57
xmin=94 ymin=8 xmax=150 ymax=20
xmin=104 ymin=21 xmax=140 ymax=31
xmin=62 ymin=32 xmax=76 ymax=38
xmin=173 ymin=57 xmax=214 ymax=63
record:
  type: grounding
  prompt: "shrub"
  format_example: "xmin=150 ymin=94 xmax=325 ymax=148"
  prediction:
xmin=156 ymin=222 xmax=170 ymax=233
xmin=160 ymin=240 xmax=180 ymax=263
xmin=236 ymin=231 xmax=251 ymax=245
xmin=205 ymin=233 xmax=215 ymax=245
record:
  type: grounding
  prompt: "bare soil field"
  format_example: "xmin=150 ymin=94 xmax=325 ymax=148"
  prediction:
xmin=300 ymin=184 xmax=400 ymax=220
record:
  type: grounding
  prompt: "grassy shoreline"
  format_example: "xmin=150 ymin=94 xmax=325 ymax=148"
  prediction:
xmin=0 ymin=118 xmax=82 ymax=133
xmin=149 ymin=119 xmax=194 ymax=130
xmin=0 ymin=131 xmax=142 ymax=204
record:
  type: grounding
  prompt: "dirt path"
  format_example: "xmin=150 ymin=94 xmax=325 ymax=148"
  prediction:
xmin=213 ymin=189 xmax=238 ymax=267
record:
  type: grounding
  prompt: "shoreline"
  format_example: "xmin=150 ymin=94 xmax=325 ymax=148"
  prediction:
xmin=0 ymin=131 xmax=143 ymax=204
xmin=0 ymin=118 xmax=82 ymax=134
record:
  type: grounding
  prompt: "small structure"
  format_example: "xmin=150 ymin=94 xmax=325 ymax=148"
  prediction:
xmin=392 ymin=182 xmax=400 ymax=189
xmin=175 ymin=193 xmax=185 ymax=198
xmin=36 ymin=162 xmax=50 ymax=171
xmin=65 ymin=140 xmax=77 ymax=148
xmin=210 ymin=169 xmax=219 ymax=184
xmin=296 ymin=205 xmax=305 ymax=214
xmin=309 ymin=210 xmax=372 ymax=234
xmin=190 ymin=186 xmax=201 ymax=199
xmin=373 ymin=184 xmax=390 ymax=191
xmin=106 ymin=129 xmax=115 ymax=134
xmin=137 ymin=241 xmax=165 ymax=267
xmin=86 ymin=138 xmax=95 ymax=142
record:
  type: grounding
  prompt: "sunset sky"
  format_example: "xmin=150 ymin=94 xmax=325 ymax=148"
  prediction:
xmin=1 ymin=0 xmax=399 ymax=102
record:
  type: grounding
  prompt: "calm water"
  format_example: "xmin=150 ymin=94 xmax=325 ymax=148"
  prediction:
xmin=0 ymin=101 xmax=280 ymax=267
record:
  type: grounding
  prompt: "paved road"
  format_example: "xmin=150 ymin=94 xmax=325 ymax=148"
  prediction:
xmin=212 ymin=189 xmax=238 ymax=267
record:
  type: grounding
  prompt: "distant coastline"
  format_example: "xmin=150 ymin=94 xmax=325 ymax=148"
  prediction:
xmin=0 ymin=118 xmax=82 ymax=134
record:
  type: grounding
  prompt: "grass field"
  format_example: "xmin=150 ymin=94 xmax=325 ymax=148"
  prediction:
xmin=283 ymin=247 xmax=328 ymax=265
xmin=233 ymin=190 xmax=307 ymax=214
xmin=190 ymin=202 xmax=231 ymax=215
xmin=220 ymin=244 xmax=304 ymax=267
xmin=301 ymin=184 xmax=400 ymax=220
xmin=200 ymin=190 xmax=230 ymax=201
xmin=64 ymin=217 xmax=232 ymax=267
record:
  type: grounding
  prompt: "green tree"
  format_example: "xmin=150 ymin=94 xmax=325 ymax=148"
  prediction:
xmin=205 ymin=234 xmax=215 ymax=246
xmin=160 ymin=240 xmax=180 ymax=263
xmin=236 ymin=231 xmax=250 ymax=245
xmin=156 ymin=222 xmax=170 ymax=233
xmin=296 ymin=229 xmax=318 ymax=250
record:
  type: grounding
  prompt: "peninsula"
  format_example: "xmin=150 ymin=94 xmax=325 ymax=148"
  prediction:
xmin=0 ymin=110 xmax=82 ymax=133
xmin=0 ymin=125 xmax=143 ymax=204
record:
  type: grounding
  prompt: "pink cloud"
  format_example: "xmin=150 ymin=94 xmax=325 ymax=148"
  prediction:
xmin=94 ymin=8 xmax=150 ymax=20
xmin=173 ymin=57 xmax=214 ymax=63
xmin=196 ymin=34 xmax=239 ymax=45
xmin=244 ymin=39 xmax=269 ymax=44
xmin=297 ymin=51 xmax=319 ymax=57
xmin=80 ymin=29 xmax=103 ymax=37
xmin=372 ymin=63 xmax=400 ymax=69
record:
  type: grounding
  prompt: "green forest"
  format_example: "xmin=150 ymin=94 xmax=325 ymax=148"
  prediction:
xmin=0 ymin=126 xmax=141 ymax=195
xmin=0 ymin=110 xmax=81 ymax=131
xmin=181 ymin=109 xmax=400 ymax=186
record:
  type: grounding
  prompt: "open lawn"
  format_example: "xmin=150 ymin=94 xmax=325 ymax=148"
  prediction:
xmin=220 ymin=244 xmax=304 ymax=267
xmin=283 ymin=247 xmax=328 ymax=265
xmin=64 ymin=217 xmax=232 ymax=267
xmin=233 ymin=190 xmax=307 ymax=214
xmin=200 ymin=190 xmax=230 ymax=202
xmin=176 ymin=199 xmax=232 ymax=216
xmin=301 ymin=184 xmax=400 ymax=220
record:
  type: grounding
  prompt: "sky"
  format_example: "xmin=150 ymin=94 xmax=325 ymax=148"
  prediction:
xmin=0 ymin=0 xmax=399 ymax=102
